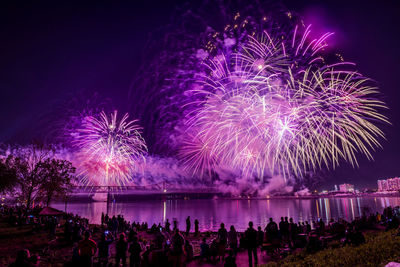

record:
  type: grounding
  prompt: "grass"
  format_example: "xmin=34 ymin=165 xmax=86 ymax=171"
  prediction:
xmin=0 ymin=218 xmax=75 ymax=266
xmin=261 ymin=230 xmax=400 ymax=267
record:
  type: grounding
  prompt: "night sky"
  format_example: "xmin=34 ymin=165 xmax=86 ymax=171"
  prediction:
xmin=0 ymin=0 xmax=399 ymax=189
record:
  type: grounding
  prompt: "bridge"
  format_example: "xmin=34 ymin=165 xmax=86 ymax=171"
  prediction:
xmin=70 ymin=182 xmax=220 ymax=200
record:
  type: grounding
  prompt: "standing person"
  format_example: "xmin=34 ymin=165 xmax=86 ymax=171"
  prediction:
xmin=305 ymin=221 xmax=311 ymax=234
xmin=184 ymin=239 xmax=194 ymax=262
xmin=289 ymin=218 xmax=298 ymax=247
xmin=171 ymin=229 xmax=185 ymax=267
xmin=97 ymin=232 xmax=114 ymax=267
xmin=186 ymin=216 xmax=191 ymax=236
xmin=194 ymin=219 xmax=199 ymax=236
xmin=129 ymin=236 xmax=142 ymax=267
xmin=78 ymin=231 xmax=97 ymax=267
xmin=283 ymin=217 xmax=290 ymax=243
xmin=105 ymin=213 xmax=109 ymax=225
xmin=228 ymin=225 xmax=238 ymax=255
xmin=101 ymin=212 xmax=105 ymax=226
xmin=165 ymin=219 xmax=171 ymax=233
xmin=279 ymin=217 xmax=285 ymax=236
xmin=265 ymin=218 xmax=278 ymax=242
xmin=200 ymin=238 xmax=210 ymax=262
xmin=112 ymin=216 xmax=119 ymax=236
xmin=115 ymin=233 xmax=128 ymax=267
xmin=245 ymin=221 xmax=258 ymax=267
xmin=217 ymin=223 xmax=228 ymax=262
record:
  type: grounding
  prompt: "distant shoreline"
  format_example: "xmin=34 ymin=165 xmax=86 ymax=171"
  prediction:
xmin=53 ymin=191 xmax=400 ymax=203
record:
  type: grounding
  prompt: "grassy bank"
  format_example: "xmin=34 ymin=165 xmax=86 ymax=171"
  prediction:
xmin=262 ymin=230 xmax=400 ymax=267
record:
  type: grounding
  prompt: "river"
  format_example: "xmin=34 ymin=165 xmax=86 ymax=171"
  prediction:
xmin=52 ymin=196 xmax=400 ymax=231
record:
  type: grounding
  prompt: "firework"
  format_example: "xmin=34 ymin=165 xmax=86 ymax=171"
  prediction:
xmin=131 ymin=4 xmax=388 ymax=191
xmin=180 ymin=22 xmax=388 ymax=180
xmin=73 ymin=111 xmax=147 ymax=186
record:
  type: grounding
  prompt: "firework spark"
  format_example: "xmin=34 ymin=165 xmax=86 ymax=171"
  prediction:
xmin=180 ymin=23 xmax=388 ymax=180
xmin=73 ymin=111 xmax=147 ymax=186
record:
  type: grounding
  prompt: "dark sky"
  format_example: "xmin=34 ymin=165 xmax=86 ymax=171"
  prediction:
xmin=0 ymin=0 xmax=399 ymax=189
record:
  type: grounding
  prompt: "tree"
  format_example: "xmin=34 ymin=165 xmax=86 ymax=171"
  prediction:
xmin=7 ymin=143 xmax=54 ymax=209
xmin=0 ymin=157 xmax=17 ymax=193
xmin=38 ymin=158 xmax=76 ymax=206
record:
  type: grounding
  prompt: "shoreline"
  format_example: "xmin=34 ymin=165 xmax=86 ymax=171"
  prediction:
xmin=54 ymin=192 xmax=400 ymax=203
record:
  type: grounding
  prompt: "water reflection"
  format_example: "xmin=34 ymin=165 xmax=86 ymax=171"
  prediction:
xmin=52 ymin=196 xmax=400 ymax=231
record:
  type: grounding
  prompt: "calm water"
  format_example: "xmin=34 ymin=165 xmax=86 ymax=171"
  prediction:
xmin=52 ymin=196 xmax=400 ymax=231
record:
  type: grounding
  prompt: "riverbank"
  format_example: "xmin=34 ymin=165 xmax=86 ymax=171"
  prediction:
xmin=3 ymin=203 xmax=400 ymax=267
xmin=263 ymin=229 xmax=400 ymax=267
xmin=2 ymin=216 xmax=400 ymax=267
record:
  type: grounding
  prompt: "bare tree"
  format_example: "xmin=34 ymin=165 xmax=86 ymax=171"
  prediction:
xmin=0 ymin=157 xmax=17 ymax=193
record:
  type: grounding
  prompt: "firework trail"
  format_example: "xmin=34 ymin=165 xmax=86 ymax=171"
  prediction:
xmin=73 ymin=110 xmax=147 ymax=187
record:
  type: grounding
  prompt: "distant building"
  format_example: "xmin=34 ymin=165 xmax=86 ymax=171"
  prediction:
xmin=377 ymin=180 xmax=384 ymax=191
xmin=378 ymin=177 xmax=400 ymax=191
xmin=339 ymin=183 xmax=354 ymax=193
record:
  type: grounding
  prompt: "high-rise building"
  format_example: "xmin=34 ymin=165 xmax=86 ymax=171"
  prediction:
xmin=378 ymin=180 xmax=384 ymax=191
xmin=377 ymin=177 xmax=400 ymax=191
xmin=339 ymin=183 xmax=354 ymax=192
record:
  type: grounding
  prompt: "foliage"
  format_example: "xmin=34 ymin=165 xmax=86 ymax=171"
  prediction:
xmin=38 ymin=158 xmax=76 ymax=206
xmin=5 ymin=143 xmax=76 ymax=208
xmin=262 ymin=230 xmax=400 ymax=267
xmin=7 ymin=144 xmax=54 ymax=209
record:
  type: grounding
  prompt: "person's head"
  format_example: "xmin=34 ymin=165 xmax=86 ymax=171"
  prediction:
xmin=84 ymin=231 xmax=91 ymax=239
xmin=119 ymin=233 xmax=125 ymax=241
xmin=249 ymin=221 xmax=253 ymax=228
xmin=230 ymin=225 xmax=235 ymax=231
xmin=269 ymin=217 xmax=273 ymax=222
xmin=175 ymin=228 xmax=180 ymax=234
xmin=285 ymin=217 xmax=288 ymax=221
xmin=258 ymin=226 xmax=261 ymax=231
xmin=289 ymin=218 xmax=293 ymax=223
xmin=281 ymin=217 xmax=284 ymax=221
xmin=220 ymin=223 xmax=225 ymax=229
xmin=101 ymin=233 xmax=106 ymax=241
xmin=166 ymin=219 xmax=169 ymax=222
xmin=202 ymin=237 xmax=207 ymax=243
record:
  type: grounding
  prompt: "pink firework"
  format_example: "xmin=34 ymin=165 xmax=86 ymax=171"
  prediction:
xmin=73 ymin=110 xmax=147 ymax=187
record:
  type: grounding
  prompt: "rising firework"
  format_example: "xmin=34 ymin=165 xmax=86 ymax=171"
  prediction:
xmin=73 ymin=110 xmax=147 ymax=186
xmin=180 ymin=18 xmax=388 ymax=181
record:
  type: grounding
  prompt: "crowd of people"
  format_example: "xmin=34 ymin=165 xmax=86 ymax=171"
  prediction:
xmin=2 ymin=204 xmax=400 ymax=267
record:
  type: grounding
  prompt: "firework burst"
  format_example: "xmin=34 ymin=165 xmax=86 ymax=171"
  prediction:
xmin=180 ymin=21 xmax=388 ymax=180
xmin=73 ymin=110 xmax=147 ymax=186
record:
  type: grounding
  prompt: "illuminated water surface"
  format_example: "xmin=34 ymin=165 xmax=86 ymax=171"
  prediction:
xmin=52 ymin=196 xmax=400 ymax=231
